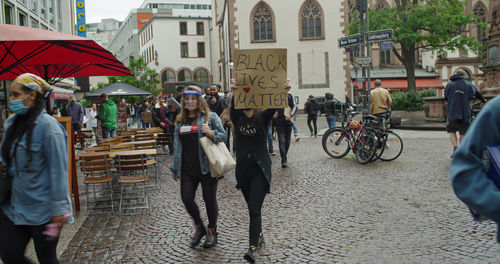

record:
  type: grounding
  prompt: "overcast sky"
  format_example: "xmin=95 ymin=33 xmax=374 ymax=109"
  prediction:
xmin=84 ymin=0 xmax=143 ymax=24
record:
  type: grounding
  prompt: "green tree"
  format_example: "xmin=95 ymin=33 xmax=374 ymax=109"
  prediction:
xmin=346 ymin=0 xmax=484 ymax=94
xmin=108 ymin=57 xmax=161 ymax=94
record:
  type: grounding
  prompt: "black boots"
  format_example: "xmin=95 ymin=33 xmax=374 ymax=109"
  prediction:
xmin=244 ymin=246 xmax=257 ymax=263
xmin=203 ymin=228 xmax=218 ymax=248
xmin=189 ymin=225 xmax=206 ymax=248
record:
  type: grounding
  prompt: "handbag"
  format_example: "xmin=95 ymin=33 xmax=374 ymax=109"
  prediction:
xmin=199 ymin=126 xmax=236 ymax=178
xmin=0 ymin=168 xmax=12 ymax=206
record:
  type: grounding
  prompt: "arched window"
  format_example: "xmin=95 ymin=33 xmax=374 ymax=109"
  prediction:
xmin=473 ymin=4 xmax=486 ymax=43
xmin=161 ymin=69 xmax=175 ymax=87
xmin=251 ymin=2 xmax=275 ymax=42
xmin=455 ymin=69 xmax=472 ymax=81
xmin=299 ymin=0 xmax=324 ymax=40
xmin=178 ymin=69 xmax=192 ymax=82
xmin=194 ymin=69 xmax=209 ymax=83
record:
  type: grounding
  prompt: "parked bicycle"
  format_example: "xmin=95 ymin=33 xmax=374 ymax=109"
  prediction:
xmin=365 ymin=106 xmax=404 ymax=162
xmin=321 ymin=104 xmax=377 ymax=164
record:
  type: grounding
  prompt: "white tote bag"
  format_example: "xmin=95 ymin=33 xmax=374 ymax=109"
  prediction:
xmin=199 ymin=136 xmax=236 ymax=178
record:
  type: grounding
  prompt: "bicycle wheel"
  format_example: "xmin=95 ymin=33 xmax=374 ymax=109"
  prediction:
xmin=379 ymin=131 xmax=403 ymax=161
xmin=322 ymin=127 xmax=351 ymax=158
xmin=355 ymin=132 xmax=377 ymax=164
xmin=370 ymin=133 xmax=384 ymax=162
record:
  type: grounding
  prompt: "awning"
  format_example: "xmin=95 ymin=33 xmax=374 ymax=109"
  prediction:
xmin=354 ymin=78 xmax=444 ymax=91
xmin=50 ymin=86 xmax=74 ymax=100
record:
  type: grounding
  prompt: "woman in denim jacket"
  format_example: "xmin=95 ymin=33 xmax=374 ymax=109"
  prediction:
xmin=0 ymin=73 xmax=72 ymax=264
xmin=170 ymin=86 xmax=227 ymax=249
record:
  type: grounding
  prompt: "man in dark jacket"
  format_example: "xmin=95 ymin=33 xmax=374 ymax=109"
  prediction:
xmin=152 ymin=96 xmax=173 ymax=130
xmin=304 ymin=95 xmax=320 ymax=137
xmin=205 ymin=85 xmax=224 ymax=115
xmin=275 ymin=80 xmax=297 ymax=168
xmin=445 ymin=69 xmax=486 ymax=157
xmin=324 ymin=93 xmax=337 ymax=129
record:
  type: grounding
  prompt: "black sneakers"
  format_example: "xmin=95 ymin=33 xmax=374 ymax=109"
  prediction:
xmin=244 ymin=246 xmax=257 ymax=262
xmin=189 ymin=225 xmax=206 ymax=248
xmin=203 ymin=228 xmax=218 ymax=248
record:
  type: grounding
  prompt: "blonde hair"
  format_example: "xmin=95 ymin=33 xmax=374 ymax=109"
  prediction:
xmin=175 ymin=85 xmax=211 ymax=124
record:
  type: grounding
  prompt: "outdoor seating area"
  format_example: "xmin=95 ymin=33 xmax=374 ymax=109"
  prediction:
xmin=75 ymin=126 xmax=172 ymax=214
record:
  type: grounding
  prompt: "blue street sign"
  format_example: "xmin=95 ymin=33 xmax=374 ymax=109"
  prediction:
xmin=380 ymin=42 xmax=393 ymax=51
xmin=356 ymin=78 xmax=366 ymax=83
xmin=338 ymin=34 xmax=361 ymax=48
xmin=366 ymin=29 xmax=393 ymax=43
xmin=345 ymin=46 xmax=360 ymax=52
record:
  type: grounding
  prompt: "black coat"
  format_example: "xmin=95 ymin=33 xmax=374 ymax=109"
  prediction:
xmin=305 ymin=99 xmax=320 ymax=116
xmin=152 ymin=105 xmax=173 ymax=128
xmin=231 ymin=100 xmax=276 ymax=193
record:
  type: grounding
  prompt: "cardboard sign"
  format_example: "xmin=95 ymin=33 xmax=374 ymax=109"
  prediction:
xmin=233 ymin=49 xmax=287 ymax=109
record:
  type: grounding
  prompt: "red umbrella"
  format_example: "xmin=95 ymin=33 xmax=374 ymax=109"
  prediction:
xmin=0 ymin=24 xmax=132 ymax=84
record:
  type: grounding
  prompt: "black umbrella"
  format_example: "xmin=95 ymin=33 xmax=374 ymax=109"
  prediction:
xmin=85 ymin=82 xmax=152 ymax=98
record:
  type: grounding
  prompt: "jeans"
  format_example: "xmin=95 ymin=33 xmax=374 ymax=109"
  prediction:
xmin=267 ymin=125 xmax=274 ymax=152
xmin=307 ymin=114 xmax=318 ymax=135
xmin=325 ymin=115 xmax=337 ymax=129
xmin=276 ymin=125 xmax=292 ymax=164
xmin=102 ymin=126 xmax=116 ymax=139
xmin=0 ymin=211 xmax=60 ymax=264
xmin=292 ymin=120 xmax=298 ymax=135
xmin=240 ymin=159 xmax=268 ymax=247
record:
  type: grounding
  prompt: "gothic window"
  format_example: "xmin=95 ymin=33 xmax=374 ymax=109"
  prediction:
xmin=251 ymin=2 xmax=275 ymax=42
xmin=178 ymin=69 xmax=192 ymax=82
xmin=194 ymin=69 xmax=209 ymax=83
xmin=473 ymin=4 xmax=486 ymax=43
xmin=300 ymin=0 xmax=324 ymax=40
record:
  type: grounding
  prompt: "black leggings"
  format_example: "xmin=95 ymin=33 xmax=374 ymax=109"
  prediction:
xmin=0 ymin=211 xmax=60 ymax=264
xmin=181 ymin=175 xmax=218 ymax=229
xmin=307 ymin=114 xmax=318 ymax=135
xmin=240 ymin=162 xmax=268 ymax=247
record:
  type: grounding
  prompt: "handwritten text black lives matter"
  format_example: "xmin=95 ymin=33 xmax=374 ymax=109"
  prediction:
xmin=233 ymin=49 xmax=287 ymax=109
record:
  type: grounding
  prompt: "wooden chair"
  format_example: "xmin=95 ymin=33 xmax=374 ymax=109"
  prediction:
xmin=83 ymin=145 xmax=109 ymax=152
xmin=134 ymin=134 xmax=154 ymax=141
xmin=135 ymin=141 xmax=158 ymax=185
xmin=101 ymin=136 xmax=122 ymax=145
xmin=81 ymin=154 xmax=115 ymax=212
xmin=129 ymin=128 xmax=145 ymax=132
xmin=156 ymin=133 xmax=173 ymax=156
xmin=120 ymin=131 xmax=137 ymax=137
xmin=145 ymin=127 xmax=163 ymax=134
xmin=109 ymin=143 xmax=135 ymax=152
xmin=115 ymin=154 xmax=150 ymax=214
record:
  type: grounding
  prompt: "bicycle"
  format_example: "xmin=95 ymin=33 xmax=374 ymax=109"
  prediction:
xmin=322 ymin=105 xmax=377 ymax=164
xmin=365 ymin=106 xmax=404 ymax=162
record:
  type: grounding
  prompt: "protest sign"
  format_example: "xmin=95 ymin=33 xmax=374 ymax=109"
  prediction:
xmin=233 ymin=48 xmax=287 ymax=109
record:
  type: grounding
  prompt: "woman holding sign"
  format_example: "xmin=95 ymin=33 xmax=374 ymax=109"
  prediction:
xmin=230 ymin=79 xmax=277 ymax=262
xmin=170 ymin=86 xmax=227 ymax=249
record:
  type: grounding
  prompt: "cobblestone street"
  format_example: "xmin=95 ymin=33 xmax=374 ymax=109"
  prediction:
xmin=58 ymin=121 xmax=500 ymax=263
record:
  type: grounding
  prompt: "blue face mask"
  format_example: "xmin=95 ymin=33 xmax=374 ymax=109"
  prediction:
xmin=9 ymin=99 xmax=29 ymax=115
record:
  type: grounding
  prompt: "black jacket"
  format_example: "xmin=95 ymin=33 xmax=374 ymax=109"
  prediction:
xmin=205 ymin=93 xmax=224 ymax=115
xmin=324 ymin=99 xmax=336 ymax=116
xmin=230 ymin=99 xmax=276 ymax=193
xmin=275 ymin=93 xmax=297 ymax=126
xmin=304 ymin=99 xmax=320 ymax=116
xmin=152 ymin=104 xmax=173 ymax=129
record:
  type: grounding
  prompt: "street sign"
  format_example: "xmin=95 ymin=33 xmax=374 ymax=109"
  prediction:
xmin=380 ymin=42 xmax=393 ymax=51
xmin=345 ymin=46 xmax=360 ymax=52
xmin=356 ymin=78 xmax=366 ymax=83
xmin=366 ymin=29 xmax=394 ymax=43
xmin=355 ymin=57 xmax=371 ymax=66
xmin=338 ymin=34 xmax=361 ymax=48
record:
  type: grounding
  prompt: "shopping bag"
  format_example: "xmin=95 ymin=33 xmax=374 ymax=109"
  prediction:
xmin=199 ymin=136 xmax=236 ymax=178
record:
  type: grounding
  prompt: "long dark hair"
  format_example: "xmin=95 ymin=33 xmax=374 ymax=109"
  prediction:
xmin=2 ymin=86 xmax=47 ymax=168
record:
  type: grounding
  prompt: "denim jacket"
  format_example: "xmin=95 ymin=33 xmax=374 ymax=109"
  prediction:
xmin=1 ymin=109 xmax=73 ymax=225
xmin=170 ymin=111 xmax=227 ymax=179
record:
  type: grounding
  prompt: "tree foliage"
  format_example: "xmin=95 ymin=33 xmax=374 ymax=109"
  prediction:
xmin=107 ymin=57 xmax=160 ymax=93
xmin=346 ymin=0 xmax=485 ymax=94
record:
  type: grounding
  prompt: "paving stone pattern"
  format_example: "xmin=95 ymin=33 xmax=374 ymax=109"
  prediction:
xmin=60 ymin=135 xmax=500 ymax=263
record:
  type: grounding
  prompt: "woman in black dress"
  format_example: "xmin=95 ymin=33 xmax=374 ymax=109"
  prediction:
xmin=170 ymin=86 xmax=227 ymax=249
xmin=230 ymin=80 xmax=277 ymax=262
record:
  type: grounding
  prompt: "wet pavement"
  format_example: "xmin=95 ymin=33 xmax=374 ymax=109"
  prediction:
xmin=48 ymin=118 xmax=500 ymax=263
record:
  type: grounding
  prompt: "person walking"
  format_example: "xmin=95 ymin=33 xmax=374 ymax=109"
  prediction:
xmin=85 ymin=103 xmax=98 ymax=138
xmin=324 ymin=93 xmax=337 ymax=129
xmin=275 ymin=80 xmax=297 ymax=168
xmin=0 ymin=73 xmax=72 ymax=264
xmin=67 ymin=95 xmax=84 ymax=132
xmin=370 ymin=79 xmax=392 ymax=116
xmin=170 ymin=86 xmax=227 ymax=249
xmin=304 ymin=95 xmax=320 ymax=137
xmin=204 ymin=85 xmax=224 ymax=116
xmin=444 ymin=70 xmax=486 ymax=157
xmin=230 ymin=79 xmax=277 ymax=262
xmin=97 ymin=93 xmax=117 ymax=139
xmin=152 ymin=96 xmax=173 ymax=131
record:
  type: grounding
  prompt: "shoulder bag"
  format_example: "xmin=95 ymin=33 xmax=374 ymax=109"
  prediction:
xmin=199 ymin=120 xmax=236 ymax=178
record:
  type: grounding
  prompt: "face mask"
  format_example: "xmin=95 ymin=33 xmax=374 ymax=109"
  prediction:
xmin=9 ymin=99 xmax=29 ymax=115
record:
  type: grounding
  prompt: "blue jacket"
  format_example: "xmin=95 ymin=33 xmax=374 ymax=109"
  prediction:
xmin=170 ymin=111 xmax=227 ymax=179
xmin=450 ymin=95 xmax=500 ymax=242
xmin=1 ymin=110 xmax=73 ymax=225
xmin=67 ymin=101 xmax=84 ymax=124
xmin=444 ymin=75 xmax=481 ymax=122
